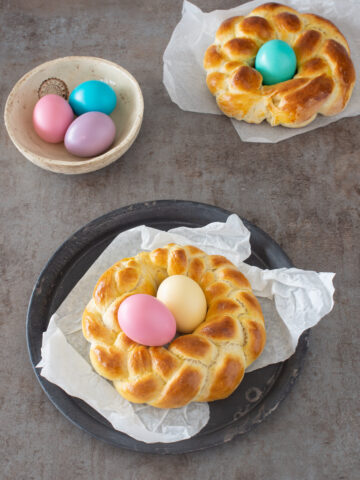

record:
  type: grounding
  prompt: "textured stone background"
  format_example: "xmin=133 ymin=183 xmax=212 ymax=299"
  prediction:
xmin=1 ymin=1 xmax=359 ymax=479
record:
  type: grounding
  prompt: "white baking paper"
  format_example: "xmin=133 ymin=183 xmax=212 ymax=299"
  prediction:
xmin=163 ymin=0 xmax=360 ymax=143
xmin=37 ymin=214 xmax=334 ymax=443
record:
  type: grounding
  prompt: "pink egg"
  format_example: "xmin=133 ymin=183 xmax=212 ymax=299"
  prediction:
xmin=118 ymin=294 xmax=176 ymax=347
xmin=32 ymin=94 xmax=74 ymax=143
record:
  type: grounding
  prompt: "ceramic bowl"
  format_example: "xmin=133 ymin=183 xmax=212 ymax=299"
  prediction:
xmin=4 ymin=56 xmax=144 ymax=174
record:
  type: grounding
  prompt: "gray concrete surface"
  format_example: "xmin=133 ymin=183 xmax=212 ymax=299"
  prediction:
xmin=1 ymin=1 xmax=359 ymax=479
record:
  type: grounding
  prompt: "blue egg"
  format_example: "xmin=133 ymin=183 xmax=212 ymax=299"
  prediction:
xmin=69 ymin=80 xmax=117 ymax=116
xmin=255 ymin=40 xmax=297 ymax=85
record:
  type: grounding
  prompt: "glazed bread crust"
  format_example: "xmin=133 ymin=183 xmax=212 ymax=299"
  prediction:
xmin=82 ymin=244 xmax=265 ymax=408
xmin=204 ymin=2 xmax=355 ymax=127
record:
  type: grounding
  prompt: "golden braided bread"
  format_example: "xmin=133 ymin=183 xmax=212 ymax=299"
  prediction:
xmin=82 ymin=244 xmax=265 ymax=408
xmin=204 ymin=2 xmax=355 ymax=127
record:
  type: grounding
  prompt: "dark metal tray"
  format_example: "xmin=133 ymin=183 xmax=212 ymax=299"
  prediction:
xmin=27 ymin=200 xmax=309 ymax=454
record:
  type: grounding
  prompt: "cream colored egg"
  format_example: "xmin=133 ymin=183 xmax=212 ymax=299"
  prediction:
xmin=156 ymin=275 xmax=207 ymax=333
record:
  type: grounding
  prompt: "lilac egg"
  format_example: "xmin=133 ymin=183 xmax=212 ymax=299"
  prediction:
xmin=64 ymin=112 xmax=116 ymax=157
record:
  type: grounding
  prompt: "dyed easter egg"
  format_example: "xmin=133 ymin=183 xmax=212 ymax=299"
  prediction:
xmin=255 ymin=39 xmax=297 ymax=85
xmin=69 ymin=80 xmax=117 ymax=116
xmin=157 ymin=275 xmax=207 ymax=333
xmin=32 ymin=94 xmax=74 ymax=143
xmin=117 ymin=294 xmax=176 ymax=346
xmin=64 ymin=112 xmax=116 ymax=157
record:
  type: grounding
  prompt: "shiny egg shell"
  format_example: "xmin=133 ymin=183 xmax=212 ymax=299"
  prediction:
xmin=64 ymin=112 xmax=116 ymax=157
xmin=117 ymin=294 xmax=176 ymax=346
xmin=255 ymin=39 xmax=297 ymax=85
xmin=156 ymin=275 xmax=207 ymax=333
xmin=32 ymin=94 xmax=74 ymax=143
xmin=69 ymin=80 xmax=117 ymax=116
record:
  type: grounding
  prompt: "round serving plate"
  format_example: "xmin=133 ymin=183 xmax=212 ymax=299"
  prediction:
xmin=27 ymin=200 xmax=309 ymax=454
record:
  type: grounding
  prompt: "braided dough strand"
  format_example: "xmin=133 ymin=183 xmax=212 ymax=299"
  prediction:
xmin=204 ymin=2 xmax=355 ymax=127
xmin=82 ymin=244 xmax=265 ymax=408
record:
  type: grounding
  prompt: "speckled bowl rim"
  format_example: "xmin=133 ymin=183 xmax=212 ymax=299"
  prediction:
xmin=4 ymin=56 xmax=144 ymax=174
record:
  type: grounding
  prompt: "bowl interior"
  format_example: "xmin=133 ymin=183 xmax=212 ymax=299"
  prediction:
xmin=5 ymin=57 xmax=143 ymax=166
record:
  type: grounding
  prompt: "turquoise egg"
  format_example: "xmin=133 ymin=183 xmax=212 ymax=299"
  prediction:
xmin=255 ymin=40 xmax=297 ymax=85
xmin=69 ymin=80 xmax=117 ymax=116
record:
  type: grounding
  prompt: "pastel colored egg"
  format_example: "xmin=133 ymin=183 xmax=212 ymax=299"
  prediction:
xmin=32 ymin=94 xmax=74 ymax=143
xmin=255 ymin=39 xmax=297 ymax=85
xmin=117 ymin=294 xmax=176 ymax=346
xmin=156 ymin=275 xmax=207 ymax=333
xmin=64 ymin=112 xmax=116 ymax=157
xmin=69 ymin=80 xmax=117 ymax=116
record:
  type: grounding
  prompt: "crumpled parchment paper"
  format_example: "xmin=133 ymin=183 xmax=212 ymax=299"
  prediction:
xmin=37 ymin=214 xmax=334 ymax=443
xmin=163 ymin=0 xmax=360 ymax=143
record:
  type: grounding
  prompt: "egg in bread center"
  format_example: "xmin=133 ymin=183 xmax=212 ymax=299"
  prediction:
xmin=255 ymin=39 xmax=297 ymax=85
xmin=156 ymin=275 xmax=207 ymax=334
xmin=117 ymin=293 xmax=176 ymax=346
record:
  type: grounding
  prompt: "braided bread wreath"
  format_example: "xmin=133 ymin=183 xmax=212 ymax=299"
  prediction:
xmin=204 ymin=2 xmax=356 ymax=127
xmin=82 ymin=244 xmax=266 ymax=408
